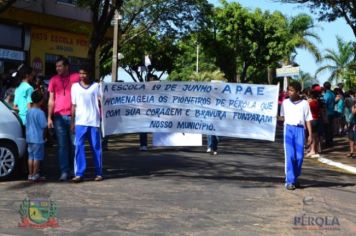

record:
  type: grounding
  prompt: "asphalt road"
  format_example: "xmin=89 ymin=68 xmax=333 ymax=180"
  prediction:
xmin=0 ymin=128 xmax=356 ymax=235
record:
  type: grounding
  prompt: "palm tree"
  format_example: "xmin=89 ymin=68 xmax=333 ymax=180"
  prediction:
xmin=316 ymin=36 xmax=355 ymax=87
xmin=284 ymin=14 xmax=322 ymax=64
xmin=294 ymin=71 xmax=318 ymax=90
xmin=273 ymin=14 xmax=321 ymax=87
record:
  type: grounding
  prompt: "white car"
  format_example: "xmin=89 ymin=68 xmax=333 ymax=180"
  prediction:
xmin=0 ymin=101 xmax=26 ymax=180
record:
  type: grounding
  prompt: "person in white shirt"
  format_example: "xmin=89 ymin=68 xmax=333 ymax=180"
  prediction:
xmin=70 ymin=67 xmax=103 ymax=182
xmin=280 ymin=82 xmax=312 ymax=190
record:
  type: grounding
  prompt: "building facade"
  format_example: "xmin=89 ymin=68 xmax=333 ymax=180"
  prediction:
xmin=0 ymin=0 xmax=96 ymax=79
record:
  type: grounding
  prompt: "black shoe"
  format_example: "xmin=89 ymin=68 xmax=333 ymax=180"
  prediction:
xmin=295 ymin=181 xmax=301 ymax=188
xmin=286 ymin=184 xmax=296 ymax=190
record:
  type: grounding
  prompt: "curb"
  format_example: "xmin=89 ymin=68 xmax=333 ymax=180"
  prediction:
xmin=316 ymin=155 xmax=356 ymax=174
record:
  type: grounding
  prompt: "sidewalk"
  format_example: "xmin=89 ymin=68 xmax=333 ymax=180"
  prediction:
xmin=309 ymin=135 xmax=356 ymax=174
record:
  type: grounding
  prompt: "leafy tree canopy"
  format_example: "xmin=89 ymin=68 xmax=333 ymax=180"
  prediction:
xmin=276 ymin=0 xmax=356 ymax=37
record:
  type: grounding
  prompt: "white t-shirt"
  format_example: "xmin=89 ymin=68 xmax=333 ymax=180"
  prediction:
xmin=280 ymin=98 xmax=313 ymax=127
xmin=71 ymin=82 xmax=101 ymax=127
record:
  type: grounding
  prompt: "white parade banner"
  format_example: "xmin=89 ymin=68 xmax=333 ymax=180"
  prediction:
xmin=101 ymin=81 xmax=279 ymax=141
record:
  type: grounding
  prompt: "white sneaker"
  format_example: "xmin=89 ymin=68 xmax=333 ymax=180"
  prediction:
xmin=32 ymin=174 xmax=40 ymax=181
xmin=140 ymin=146 xmax=148 ymax=151
xmin=206 ymin=148 xmax=211 ymax=153
xmin=212 ymin=151 xmax=218 ymax=156
xmin=59 ymin=173 xmax=68 ymax=181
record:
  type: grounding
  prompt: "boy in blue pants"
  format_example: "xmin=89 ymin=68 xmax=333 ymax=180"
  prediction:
xmin=70 ymin=67 xmax=102 ymax=182
xmin=280 ymin=82 xmax=312 ymax=190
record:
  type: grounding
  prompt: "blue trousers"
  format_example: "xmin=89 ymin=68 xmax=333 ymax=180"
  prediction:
xmin=74 ymin=125 xmax=102 ymax=177
xmin=207 ymin=135 xmax=219 ymax=151
xmin=54 ymin=115 xmax=74 ymax=174
xmin=284 ymin=124 xmax=305 ymax=185
xmin=139 ymin=133 xmax=147 ymax=147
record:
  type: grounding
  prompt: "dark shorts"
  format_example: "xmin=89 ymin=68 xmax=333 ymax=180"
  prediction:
xmin=334 ymin=112 xmax=342 ymax=118
xmin=348 ymin=125 xmax=356 ymax=141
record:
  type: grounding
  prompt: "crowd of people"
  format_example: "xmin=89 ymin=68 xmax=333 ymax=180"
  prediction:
xmin=0 ymin=56 xmax=103 ymax=183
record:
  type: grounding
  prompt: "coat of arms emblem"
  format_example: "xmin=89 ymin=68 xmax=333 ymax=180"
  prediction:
xmin=19 ymin=190 xmax=58 ymax=228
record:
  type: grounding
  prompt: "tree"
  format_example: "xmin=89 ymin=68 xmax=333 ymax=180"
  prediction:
xmin=294 ymin=71 xmax=318 ymax=89
xmin=188 ymin=70 xmax=226 ymax=82
xmin=207 ymin=1 xmax=289 ymax=83
xmin=167 ymin=34 xmax=218 ymax=81
xmin=276 ymin=0 xmax=356 ymax=37
xmin=316 ymin=36 xmax=355 ymax=87
xmin=77 ymin=0 xmax=212 ymax=78
xmin=283 ymin=14 xmax=321 ymax=64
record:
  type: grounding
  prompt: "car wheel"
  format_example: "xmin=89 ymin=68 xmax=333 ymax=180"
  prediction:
xmin=0 ymin=143 xmax=17 ymax=180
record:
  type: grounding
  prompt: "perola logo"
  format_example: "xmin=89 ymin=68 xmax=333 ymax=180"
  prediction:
xmin=293 ymin=214 xmax=340 ymax=231
xmin=18 ymin=190 xmax=59 ymax=228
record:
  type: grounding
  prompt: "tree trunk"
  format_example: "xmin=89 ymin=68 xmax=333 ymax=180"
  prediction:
xmin=267 ymin=67 xmax=273 ymax=84
xmin=240 ymin=62 xmax=249 ymax=83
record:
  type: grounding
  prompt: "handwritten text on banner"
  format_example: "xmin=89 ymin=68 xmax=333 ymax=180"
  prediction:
xmin=101 ymin=82 xmax=279 ymax=141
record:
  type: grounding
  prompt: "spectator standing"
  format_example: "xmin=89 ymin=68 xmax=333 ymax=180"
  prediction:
xmin=13 ymin=65 xmax=35 ymax=125
xmin=26 ymin=91 xmax=47 ymax=181
xmin=306 ymin=89 xmax=321 ymax=157
xmin=347 ymin=104 xmax=356 ymax=158
xmin=47 ymin=57 xmax=80 ymax=181
xmin=323 ymin=82 xmax=336 ymax=147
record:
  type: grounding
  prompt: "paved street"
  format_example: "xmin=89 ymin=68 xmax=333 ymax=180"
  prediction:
xmin=0 ymin=128 xmax=356 ymax=235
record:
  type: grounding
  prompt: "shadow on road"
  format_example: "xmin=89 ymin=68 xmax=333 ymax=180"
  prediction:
xmin=5 ymin=128 xmax=356 ymax=191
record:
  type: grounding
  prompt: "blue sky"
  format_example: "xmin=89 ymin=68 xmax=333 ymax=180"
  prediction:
xmin=208 ymin=0 xmax=355 ymax=84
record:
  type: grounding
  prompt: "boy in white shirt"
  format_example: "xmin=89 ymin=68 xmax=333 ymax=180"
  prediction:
xmin=280 ymin=82 xmax=312 ymax=190
xmin=70 ymin=67 xmax=102 ymax=182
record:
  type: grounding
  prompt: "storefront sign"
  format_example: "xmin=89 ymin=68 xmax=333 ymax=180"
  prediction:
xmin=30 ymin=27 xmax=89 ymax=75
xmin=0 ymin=48 xmax=25 ymax=61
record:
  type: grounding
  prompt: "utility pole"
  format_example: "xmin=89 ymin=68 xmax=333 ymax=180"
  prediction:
xmin=111 ymin=4 xmax=120 ymax=82
xmin=196 ymin=43 xmax=199 ymax=73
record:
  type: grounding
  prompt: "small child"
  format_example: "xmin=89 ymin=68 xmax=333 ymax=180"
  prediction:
xmin=71 ymin=66 xmax=102 ymax=182
xmin=26 ymin=90 xmax=47 ymax=181
xmin=280 ymin=82 xmax=312 ymax=190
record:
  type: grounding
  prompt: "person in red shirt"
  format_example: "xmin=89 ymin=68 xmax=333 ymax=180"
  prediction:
xmin=306 ymin=88 xmax=321 ymax=157
xmin=47 ymin=56 xmax=80 ymax=181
